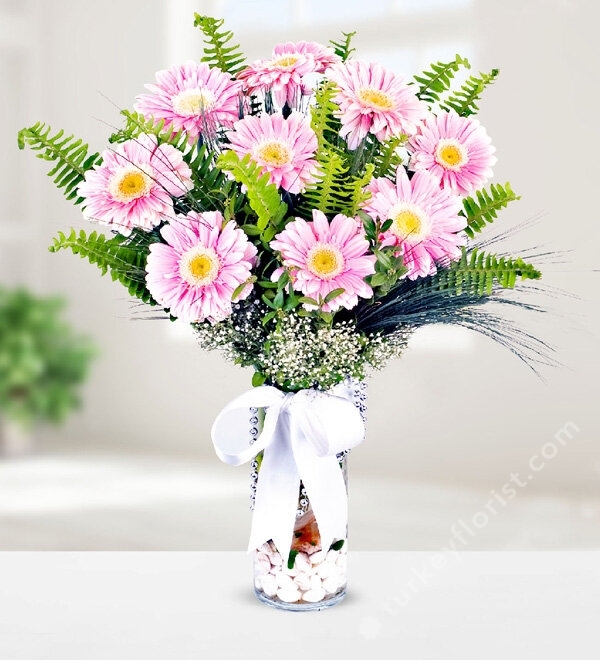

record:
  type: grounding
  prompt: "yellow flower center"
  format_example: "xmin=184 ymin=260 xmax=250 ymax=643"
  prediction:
xmin=172 ymin=87 xmax=217 ymax=116
xmin=256 ymin=140 xmax=292 ymax=168
xmin=306 ymin=244 xmax=345 ymax=280
xmin=435 ymin=139 xmax=468 ymax=171
xmin=272 ymin=55 xmax=301 ymax=68
xmin=389 ymin=204 xmax=429 ymax=242
xmin=109 ymin=167 xmax=152 ymax=202
xmin=179 ymin=247 xmax=220 ymax=287
xmin=357 ymin=87 xmax=395 ymax=112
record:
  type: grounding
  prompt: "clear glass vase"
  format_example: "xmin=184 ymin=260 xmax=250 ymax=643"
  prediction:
xmin=249 ymin=380 xmax=366 ymax=611
xmin=253 ymin=457 xmax=349 ymax=611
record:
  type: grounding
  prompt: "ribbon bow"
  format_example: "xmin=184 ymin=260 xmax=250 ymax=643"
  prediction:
xmin=211 ymin=382 xmax=365 ymax=559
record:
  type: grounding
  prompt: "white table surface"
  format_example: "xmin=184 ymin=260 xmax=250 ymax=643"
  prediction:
xmin=0 ymin=551 xmax=598 ymax=659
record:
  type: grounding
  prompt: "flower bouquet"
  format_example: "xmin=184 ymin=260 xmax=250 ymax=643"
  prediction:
xmin=19 ymin=15 xmax=546 ymax=610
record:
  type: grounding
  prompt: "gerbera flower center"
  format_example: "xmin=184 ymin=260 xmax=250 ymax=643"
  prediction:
xmin=172 ymin=87 xmax=217 ymax=116
xmin=389 ymin=204 xmax=430 ymax=243
xmin=357 ymin=87 xmax=395 ymax=112
xmin=255 ymin=140 xmax=293 ymax=168
xmin=435 ymin=139 xmax=468 ymax=171
xmin=179 ymin=246 xmax=220 ymax=287
xmin=109 ymin=166 xmax=153 ymax=203
xmin=271 ymin=54 xmax=301 ymax=68
xmin=306 ymin=243 xmax=345 ymax=280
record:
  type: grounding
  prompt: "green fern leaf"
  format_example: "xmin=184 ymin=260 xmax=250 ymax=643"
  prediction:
xmin=193 ymin=15 xmax=246 ymax=76
xmin=462 ymin=182 xmax=520 ymax=238
xmin=48 ymin=229 xmax=156 ymax=303
xmin=216 ymin=151 xmax=287 ymax=233
xmin=329 ymin=31 xmax=357 ymax=62
xmin=440 ymin=68 xmax=499 ymax=116
xmin=413 ymin=55 xmax=470 ymax=105
xmin=436 ymin=247 xmax=541 ymax=296
xmin=18 ymin=122 xmax=101 ymax=204
xmin=371 ymin=136 xmax=405 ymax=179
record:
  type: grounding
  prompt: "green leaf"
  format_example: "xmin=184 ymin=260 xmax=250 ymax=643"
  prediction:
xmin=17 ymin=122 xmax=101 ymax=205
xmin=323 ymin=288 xmax=345 ymax=304
xmin=440 ymin=68 xmax=500 ymax=116
xmin=413 ymin=55 xmax=470 ymax=105
xmin=462 ymin=182 xmax=520 ymax=238
xmin=216 ymin=151 xmax=287 ymax=232
xmin=193 ymin=15 xmax=246 ymax=76
xmin=298 ymin=296 xmax=319 ymax=307
xmin=252 ymin=371 xmax=267 ymax=387
xmin=330 ymin=539 xmax=345 ymax=551
xmin=329 ymin=31 xmax=357 ymax=62
xmin=287 ymin=549 xmax=299 ymax=569
xmin=48 ymin=229 xmax=156 ymax=303
xmin=435 ymin=247 xmax=541 ymax=296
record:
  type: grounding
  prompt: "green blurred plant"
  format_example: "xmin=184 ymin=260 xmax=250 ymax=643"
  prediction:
xmin=0 ymin=287 xmax=95 ymax=428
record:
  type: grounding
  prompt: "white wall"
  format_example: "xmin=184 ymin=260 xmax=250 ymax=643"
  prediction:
xmin=4 ymin=0 xmax=598 ymax=494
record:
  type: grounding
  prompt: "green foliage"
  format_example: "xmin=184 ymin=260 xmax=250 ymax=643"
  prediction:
xmin=193 ymin=14 xmax=246 ymax=76
xmin=216 ymin=151 xmax=287 ymax=242
xmin=17 ymin=122 xmax=101 ymax=205
xmin=310 ymin=81 xmax=344 ymax=153
xmin=0 ymin=287 xmax=95 ymax=428
xmin=301 ymin=149 xmax=371 ymax=217
xmin=413 ymin=55 xmax=470 ymax=105
xmin=370 ymin=135 xmax=405 ymax=179
xmin=435 ymin=248 xmax=541 ymax=296
xmin=329 ymin=31 xmax=357 ymax=61
xmin=49 ymin=229 xmax=156 ymax=304
xmin=462 ymin=182 xmax=520 ymax=238
xmin=440 ymin=68 xmax=500 ymax=116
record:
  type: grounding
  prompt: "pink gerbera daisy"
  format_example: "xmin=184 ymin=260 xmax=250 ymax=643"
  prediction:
xmin=270 ymin=210 xmax=376 ymax=312
xmin=134 ymin=61 xmax=242 ymax=142
xmin=77 ymin=133 xmax=193 ymax=235
xmin=145 ymin=211 xmax=257 ymax=324
xmin=273 ymin=41 xmax=341 ymax=74
xmin=362 ymin=166 xmax=466 ymax=279
xmin=408 ymin=110 xmax=497 ymax=195
xmin=226 ymin=112 xmax=318 ymax=194
xmin=327 ymin=60 xmax=428 ymax=150
xmin=237 ymin=48 xmax=315 ymax=108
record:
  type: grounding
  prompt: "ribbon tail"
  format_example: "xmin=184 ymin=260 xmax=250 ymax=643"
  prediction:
xmin=247 ymin=412 xmax=300 ymax=559
xmin=293 ymin=435 xmax=348 ymax=554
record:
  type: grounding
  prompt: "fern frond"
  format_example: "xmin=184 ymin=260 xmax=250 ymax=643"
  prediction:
xmin=216 ymin=151 xmax=287 ymax=233
xmin=413 ymin=55 xmax=470 ymax=105
xmin=48 ymin=229 xmax=155 ymax=303
xmin=301 ymin=150 xmax=372 ymax=217
xmin=18 ymin=122 xmax=101 ymax=205
xmin=462 ymin=182 xmax=520 ymax=238
xmin=310 ymin=81 xmax=344 ymax=153
xmin=329 ymin=31 xmax=357 ymax=62
xmin=440 ymin=68 xmax=499 ymax=116
xmin=436 ymin=247 xmax=541 ymax=296
xmin=193 ymin=15 xmax=246 ymax=76
xmin=370 ymin=136 xmax=404 ymax=179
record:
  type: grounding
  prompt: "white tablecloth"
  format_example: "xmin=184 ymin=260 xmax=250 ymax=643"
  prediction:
xmin=0 ymin=552 xmax=598 ymax=659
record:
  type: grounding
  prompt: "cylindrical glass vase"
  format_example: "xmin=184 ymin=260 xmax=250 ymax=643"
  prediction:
xmin=253 ymin=457 xmax=349 ymax=611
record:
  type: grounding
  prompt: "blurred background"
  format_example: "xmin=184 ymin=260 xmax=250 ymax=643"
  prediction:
xmin=0 ymin=0 xmax=598 ymax=550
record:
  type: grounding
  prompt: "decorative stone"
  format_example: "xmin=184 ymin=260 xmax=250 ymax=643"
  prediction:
xmin=309 ymin=550 xmax=326 ymax=565
xmin=325 ymin=550 xmax=339 ymax=564
xmin=282 ymin=563 xmax=299 ymax=577
xmin=255 ymin=553 xmax=271 ymax=576
xmin=336 ymin=553 xmax=347 ymax=573
xmin=293 ymin=572 xmax=312 ymax=592
xmin=260 ymin=574 xmax=278 ymax=597
xmin=317 ymin=561 xmax=337 ymax=579
xmin=302 ymin=587 xmax=327 ymax=603
xmin=309 ymin=574 xmax=322 ymax=591
xmin=277 ymin=587 xmax=302 ymax=603
xmin=269 ymin=552 xmax=283 ymax=566
xmin=275 ymin=572 xmax=294 ymax=590
xmin=294 ymin=552 xmax=311 ymax=573
xmin=322 ymin=575 xmax=344 ymax=595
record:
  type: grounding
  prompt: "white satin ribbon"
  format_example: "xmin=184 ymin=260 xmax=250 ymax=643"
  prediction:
xmin=211 ymin=382 xmax=365 ymax=559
